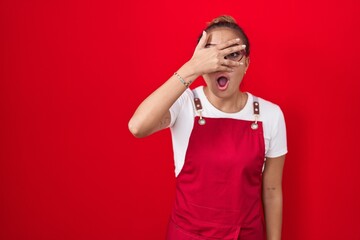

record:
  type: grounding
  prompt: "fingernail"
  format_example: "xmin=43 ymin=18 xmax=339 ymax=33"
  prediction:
xmin=240 ymin=62 xmax=244 ymax=65
xmin=203 ymin=31 xmax=206 ymax=36
xmin=236 ymin=38 xmax=240 ymax=41
xmin=241 ymin=44 xmax=246 ymax=48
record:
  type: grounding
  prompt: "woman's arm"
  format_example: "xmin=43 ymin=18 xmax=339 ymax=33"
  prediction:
xmin=128 ymin=32 xmax=245 ymax=138
xmin=128 ymin=63 xmax=196 ymax=138
xmin=262 ymin=155 xmax=286 ymax=240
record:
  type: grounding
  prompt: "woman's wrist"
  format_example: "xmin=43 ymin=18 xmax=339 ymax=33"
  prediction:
xmin=176 ymin=60 xmax=200 ymax=86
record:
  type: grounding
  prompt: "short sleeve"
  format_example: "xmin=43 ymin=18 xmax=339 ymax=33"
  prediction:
xmin=169 ymin=89 xmax=193 ymax=128
xmin=266 ymin=106 xmax=288 ymax=158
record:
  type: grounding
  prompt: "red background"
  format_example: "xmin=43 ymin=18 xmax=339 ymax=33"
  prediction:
xmin=1 ymin=0 xmax=360 ymax=239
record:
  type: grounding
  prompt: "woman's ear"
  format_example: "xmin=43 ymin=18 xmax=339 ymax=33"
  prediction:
xmin=245 ymin=57 xmax=250 ymax=68
xmin=244 ymin=57 xmax=250 ymax=73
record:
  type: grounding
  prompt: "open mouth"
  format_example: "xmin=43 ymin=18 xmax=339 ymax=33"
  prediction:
xmin=216 ymin=76 xmax=230 ymax=90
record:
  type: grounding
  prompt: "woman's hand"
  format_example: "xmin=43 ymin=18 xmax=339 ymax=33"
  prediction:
xmin=188 ymin=31 xmax=246 ymax=75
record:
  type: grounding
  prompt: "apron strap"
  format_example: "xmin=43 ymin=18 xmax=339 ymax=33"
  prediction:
xmin=193 ymin=91 xmax=206 ymax=125
xmin=253 ymin=96 xmax=260 ymax=115
xmin=252 ymin=96 xmax=260 ymax=130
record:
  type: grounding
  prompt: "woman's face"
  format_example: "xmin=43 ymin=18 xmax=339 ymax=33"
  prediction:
xmin=203 ymin=27 xmax=249 ymax=98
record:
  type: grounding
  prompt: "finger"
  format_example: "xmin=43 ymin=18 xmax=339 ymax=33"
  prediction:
xmin=220 ymin=44 xmax=246 ymax=56
xmin=220 ymin=59 xmax=242 ymax=67
xmin=195 ymin=31 xmax=209 ymax=50
xmin=216 ymin=66 xmax=235 ymax=72
xmin=216 ymin=38 xmax=242 ymax=50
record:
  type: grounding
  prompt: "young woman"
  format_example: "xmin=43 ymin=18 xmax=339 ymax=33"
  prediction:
xmin=129 ymin=15 xmax=287 ymax=240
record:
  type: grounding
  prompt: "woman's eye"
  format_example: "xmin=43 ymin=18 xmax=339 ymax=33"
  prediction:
xmin=226 ymin=52 xmax=240 ymax=59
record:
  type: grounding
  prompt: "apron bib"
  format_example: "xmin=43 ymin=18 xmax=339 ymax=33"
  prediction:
xmin=167 ymin=95 xmax=265 ymax=240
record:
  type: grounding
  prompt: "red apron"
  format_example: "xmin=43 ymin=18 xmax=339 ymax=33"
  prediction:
xmin=167 ymin=95 xmax=266 ymax=240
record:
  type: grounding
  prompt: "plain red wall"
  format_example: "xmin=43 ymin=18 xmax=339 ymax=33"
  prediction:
xmin=1 ymin=0 xmax=360 ymax=239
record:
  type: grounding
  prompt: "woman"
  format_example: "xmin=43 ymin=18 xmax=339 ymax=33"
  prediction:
xmin=129 ymin=15 xmax=287 ymax=240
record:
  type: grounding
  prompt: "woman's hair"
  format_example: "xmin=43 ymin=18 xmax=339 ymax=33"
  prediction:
xmin=199 ymin=15 xmax=250 ymax=56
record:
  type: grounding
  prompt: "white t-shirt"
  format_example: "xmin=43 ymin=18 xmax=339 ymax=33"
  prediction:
xmin=169 ymin=86 xmax=287 ymax=177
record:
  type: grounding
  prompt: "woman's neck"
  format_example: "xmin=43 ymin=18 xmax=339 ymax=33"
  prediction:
xmin=203 ymin=87 xmax=247 ymax=113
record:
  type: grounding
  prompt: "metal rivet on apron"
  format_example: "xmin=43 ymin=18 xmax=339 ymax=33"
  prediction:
xmin=251 ymin=122 xmax=258 ymax=130
xmin=198 ymin=118 xmax=206 ymax=125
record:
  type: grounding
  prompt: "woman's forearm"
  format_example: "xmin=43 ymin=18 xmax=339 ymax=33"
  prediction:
xmin=263 ymin=189 xmax=283 ymax=240
xmin=128 ymin=62 xmax=198 ymax=138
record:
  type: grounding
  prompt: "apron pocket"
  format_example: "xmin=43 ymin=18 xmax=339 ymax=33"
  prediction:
xmin=171 ymin=209 xmax=240 ymax=240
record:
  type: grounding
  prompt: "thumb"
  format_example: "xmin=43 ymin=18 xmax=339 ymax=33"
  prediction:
xmin=195 ymin=31 xmax=208 ymax=50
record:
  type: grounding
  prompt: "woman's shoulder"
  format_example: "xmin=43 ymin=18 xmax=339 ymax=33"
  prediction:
xmin=251 ymin=94 xmax=282 ymax=113
xmin=190 ymin=86 xmax=202 ymax=97
xmin=249 ymin=93 xmax=284 ymax=122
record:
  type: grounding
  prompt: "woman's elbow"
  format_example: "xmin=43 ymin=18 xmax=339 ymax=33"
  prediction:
xmin=128 ymin=119 xmax=149 ymax=138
